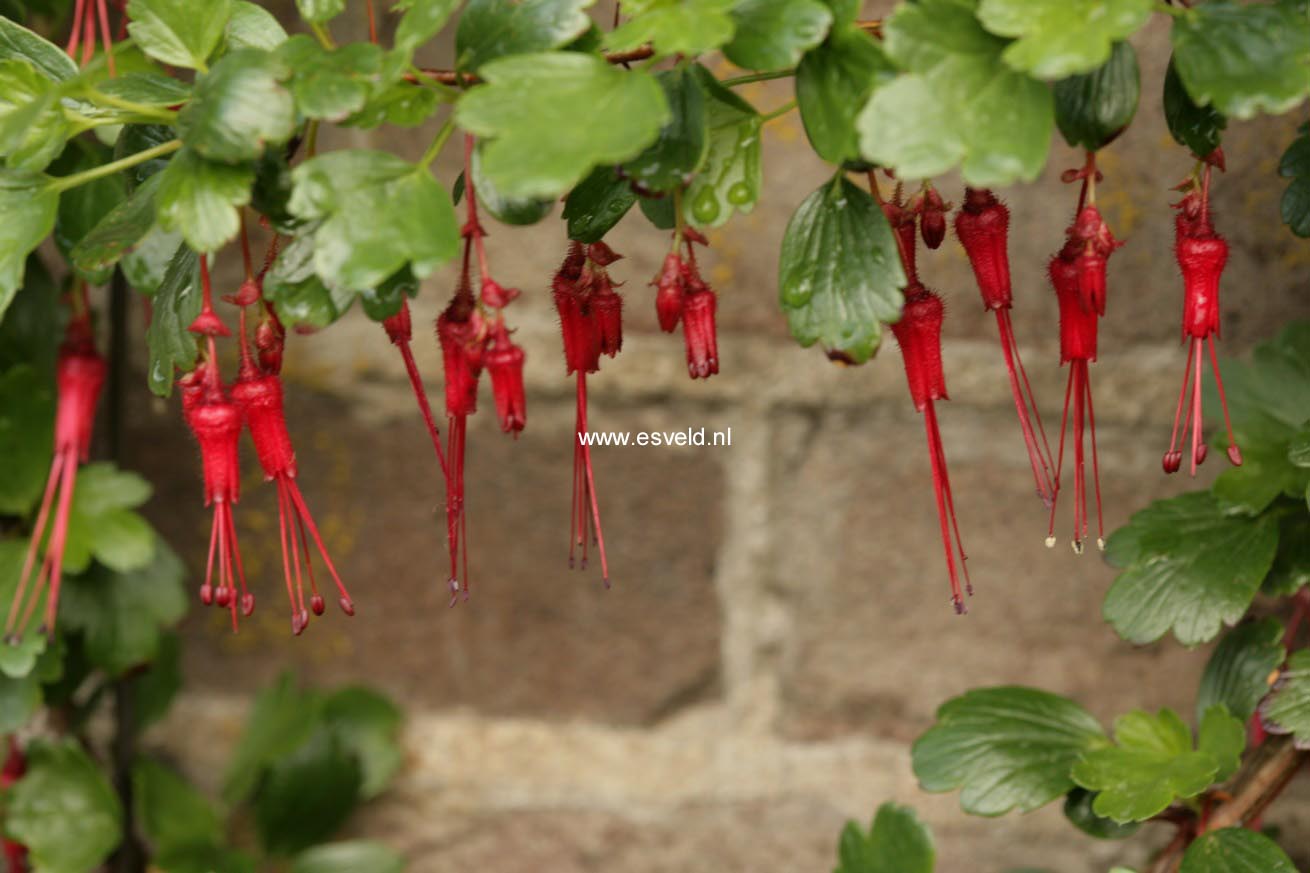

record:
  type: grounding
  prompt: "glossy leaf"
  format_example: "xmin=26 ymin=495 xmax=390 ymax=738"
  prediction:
xmin=263 ymin=235 xmax=358 ymax=328
xmin=98 ymin=72 xmax=192 ymax=107
xmin=0 ymin=365 xmax=52 ymax=516
xmin=178 ymin=49 xmax=295 ymax=164
xmin=1164 ymin=57 xmax=1226 ymax=158
xmin=1265 ymin=513 xmax=1310 ymax=596
xmin=797 ymin=24 xmax=892 ymax=166
xmin=127 ymin=0 xmax=234 ymax=71
xmin=978 ymin=0 xmax=1152 ymax=80
xmin=456 ymin=0 xmax=595 ymax=71
xmin=1054 ymin=41 xmax=1139 ymax=151
xmin=3 ymin=740 xmax=123 ymax=873
xmin=685 ymin=66 xmax=761 ymax=228
xmin=778 ymin=177 xmax=905 ymax=364
xmin=143 ymin=244 xmax=200 ymax=396
xmin=278 ymin=36 xmax=384 ymax=123
xmin=292 ymin=842 xmax=405 ymax=873
xmin=1179 ymin=828 xmax=1298 ymax=873
xmin=858 ymin=0 xmax=1054 ymax=185
xmin=123 ymin=227 xmax=185 ymax=296
xmin=343 ymin=81 xmax=442 ymax=129
xmin=133 ymin=758 xmax=223 ymax=855
xmin=395 ymin=0 xmax=464 ymax=59
xmin=912 ymin=686 xmax=1107 ymax=816
xmin=53 ymin=140 xmax=127 ymax=284
xmin=604 ymin=0 xmax=736 ymax=59
xmin=1197 ymin=619 xmax=1283 ymax=724
xmin=289 ymin=149 xmax=459 ymax=290
xmin=0 ymin=168 xmax=57 ymax=321
xmin=1070 ymin=707 xmax=1238 ymax=823
xmin=1102 ymin=491 xmax=1279 ymax=646
xmin=1281 ymin=124 xmax=1310 ymax=237
xmin=114 ymin=123 xmax=177 ymax=191
xmin=470 ymin=145 xmax=554 ymax=226
xmin=563 ymin=166 xmax=636 ymax=243
xmin=0 ymin=16 xmax=77 ymax=81
xmin=833 ymin=802 xmax=934 ymax=873
xmin=724 ymin=0 xmax=831 ymax=70
xmin=0 ymin=58 xmax=70 ymax=172
xmin=155 ymin=147 xmax=254 ymax=253
xmin=456 ymin=52 xmax=669 ymax=200
xmin=226 ymin=0 xmax=289 ymax=51
xmin=1171 ymin=1 xmax=1310 ymax=120
xmin=1062 ymin=788 xmax=1142 ymax=840
xmin=1262 ymin=649 xmax=1310 ymax=747
xmin=622 ymin=66 xmax=708 ymax=193
xmin=60 ymin=541 xmax=186 ymax=675
xmin=72 ymin=172 xmax=162 ymax=275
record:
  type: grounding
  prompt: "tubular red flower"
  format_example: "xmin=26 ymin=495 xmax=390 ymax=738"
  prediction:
xmin=654 ymin=253 xmax=685 ymax=333
xmin=6 ymin=315 xmax=106 ymax=640
xmin=592 ymin=273 xmax=624 ymax=358
xmin=890 ymin=285 xmax=971 ymax=613
xmin=231 ymin=372 xmax=354 ymax=634
xmin=486 ymin=325 xmax=527 ymax=435
xmin=681 ymin=287 xmax=719 ymax=379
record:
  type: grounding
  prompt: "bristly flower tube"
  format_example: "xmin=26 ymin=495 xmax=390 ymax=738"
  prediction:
xmin=891 ymin=284 xmax=972 ymax=614
xmin=437 ymin=263 xmax=483 ymax=606
xmin=486 ymin=322 xmax=526 ymax=435
xmin=955 ymin=187 xmax=1057 ymax=506
xmin=649 ymin=229 xmax=720 ymax=379
xmin=1163 ymin=163 xmax=1242 ymax=476
xmin=6 ymin=304 xmax=106 ymax=640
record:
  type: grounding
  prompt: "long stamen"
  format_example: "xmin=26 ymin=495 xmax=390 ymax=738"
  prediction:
xmin=928 ymin=402 xmax=969 ymax=597
xmin=7 ymin=453 xmax=65 ymax=636
xmin=95 ymin=0 xmax=115 ymax=76
xmin=996 ymin=309 xmax=1056 ymax=504
xmin=577 ymin=373 xmax=609 ymax=587
xmin=66 ymin=0 xmax=86 ymax=55
xmin=1072 ymin=362 xmax=1086 ymax=554
xmin=285 ymin=481 xmax=354 ymax=613
xmin=1046 ymin=368 xmax=1075 ymax=547
xmin=1084 ymin=367 xmax=1105 ymax=550
xmin=1164 ymin=339 xmax=1196 ymax=472
xmin=223 ymin=505 xmax=254 ymax=617
xmin=1207 ymin=335 xmax=1243 ymax=466
xmin=924 ymin=404 xmax=964 ymax=613
xmin=40 ymin=451 xmax=80 ymax=634
xmin=275 ymin=480 xmax=301 ymax=634
xmin=201 ymin=504 xmax=221 ymax=606
xmin=1190 ymin=335 xmax=1205 ymax=475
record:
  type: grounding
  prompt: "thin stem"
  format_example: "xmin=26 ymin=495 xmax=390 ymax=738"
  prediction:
xmin=759 ymin=99 xmax=796 ymax=123
xmin=88 ymin=90 xmax=173 ymax=120
xmin=309 ymin=20 xmax=336 ymax=49
xmin=721 ymin=68 xmax=795 ymax=88
xmin=48 ymin=139 xmax=181 ymax=193
xmin=420 ymin=116 xmax=456 ymax=167
xmin=305 ymin=119 xmax=320 ymax=158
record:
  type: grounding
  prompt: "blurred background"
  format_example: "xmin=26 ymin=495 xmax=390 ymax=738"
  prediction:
xmin=116 ymin=2 xmax=1310 ymax=869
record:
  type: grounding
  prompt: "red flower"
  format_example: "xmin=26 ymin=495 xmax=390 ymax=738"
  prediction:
xmin=6 ymin=311 xmax=106 ymax=639
xmin=486 ymin=324 xmax=527 ymax=435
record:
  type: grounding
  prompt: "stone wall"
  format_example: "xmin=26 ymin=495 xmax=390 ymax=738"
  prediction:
xmin=122 ymin=6 xmax=1310 ymax=871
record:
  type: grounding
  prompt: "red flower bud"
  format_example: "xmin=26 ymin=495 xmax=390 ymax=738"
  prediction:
xmin=382 ymin=299 xmax=413 ymax=346
xmin=188 ymin=308 xmax=231 ymax=337
xmin=587 ymin=241 xmax=623 ymax=266
xmin=654 ymin=253 xmax=685 ymax=333
xmin=480 ymin=277 xmax=519 ymax=308
xmin=920 ymin=187 xmax=948 ymax=249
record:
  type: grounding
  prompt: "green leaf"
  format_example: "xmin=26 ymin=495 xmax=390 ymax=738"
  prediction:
xmin=621 ymin=66 xmax=708 ymax=193
xmin=143 ymin=244 xmax=200 ymax=396
xmin=342 ymin=81 xmax=441 ymax=130
xmin=1102 ymin=491 xmax=1279 ymax=646
xmin=0 ymin=540 xmax=48 ymax=677
xmin=297 ymin=0 xmax=345 ymax=22
xmin=1198 ymin=705 xmax=1245 ymax=782
xmin=223 ymin=673 xmax=323 ymax=803
xmin=114 ymin=123 xmax=177 ymax=191
xmin=71 ymin=172 xmax=162 ymax=275
xmin=0 ymin=670 xmax=42 ymax=730
xmin=1171 ymin=0 xmax=1310 ymax=120
xmin=3 ymin=740 xmax=123 ymax=873
xmin=179 ymin=49 xmax=295 ymax=164
xmin=278 ymin=36 xmax=384 ymax=123
xmin=604 ymin=0 xmax=736 ymax=59
xmin=155 ymin=147 xmax=254 ymax=253
xmin=1282 ymin=125 xmax=1310 ymax=237
xmin=53 ymin=140 xmax=127 ymax=284
xmin=797 ymin=24 xmax=893 ymax=166
xmin=912 ymin=686 xmax=1107 ymax=816
xmin=858 ymin=0 xmax=1054 ymax=185
xmin=1262 ymin=649 xmax=1310 ymax=747
xmin=456 ymin=52 xmax=670 ymax=200
xmin=359 ymin=268 xmax=417 ymax=321
xmin=289 ymin=150 xmax=459 ymax=289
xmin=1070 ymin=708 xmax=1226 ymax=823
xmin=684 ymin=66 xmax=761 ymax=228
xmin=778 ymin=177 xmax=905 ymax=364
xmin=563 ymin=166 xmax=636 ymax=243
xmin=0 ymin=168 xmax=58 ymax=321
xmin=291 ymin=841 xmax=405 ymax=873
xmin=0 ymin=17 xmax=76 ymax=81
xmin=226 ymin=0 xmax=289 ymax=51
xmin=470 ymin=146 xmax=553 ymax=226
xmin=1062 ymin=788 xmax=1142 ymax=840
xmin=0 ymin=59 xmax=70 ymax=172
xmin=59 ymin=540 xmax=186 ymax=675
xmin=723 ymin=0 xmax=831 ymax=70
xmin=127 ymin=0 xmax=234 ymax=71
xmin=1164 ymin=56 xmax=1226 ymax=159
xmin=395 ymin=0 xmax=464 ymax=58
xmin=98 ymin=72 xmax=193 ymax=107
xmin=157 ymin=845 xmax=258 ymax=873
xmin=1265 ymin=513 xmax=1310 ymax=596
xmin=977 ymin=0 xmax=1152 ymax=80
xmin=263 ymin=235 xmax=358 ymax=328
xmin=455 ymin=0 xmax=596 ymax=72
xmin=254 ymin=731 xmax=363 ymax=856
xmin=0 ymin=254 xmax=58 ymax=374
xmin=866 ymin=803 xmax=934 ymax=873
xmin=321 ymin=686 xmax=403 ymax=798
xmin=638 ymin=192 xmax=675 ymax=229
xmin=1197 ymin=619 xmax=1283 ymax=724
xmin=123 ymin=227 xmax=185 ymax=296
xmin=133 ymin=758 xmax=223 ymax=855
xmin=0 ymin=364 xmax=52 ymax=516
xmin=1180 ymin=828 xmax=1298 ymax=873
xmin=1054 ymin=41 xmax=1139 ymax=152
